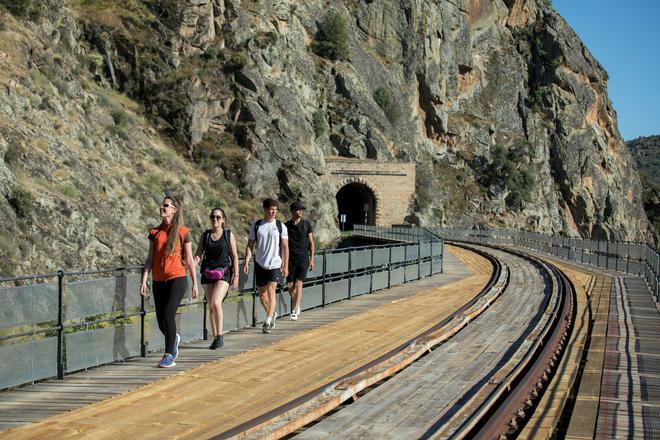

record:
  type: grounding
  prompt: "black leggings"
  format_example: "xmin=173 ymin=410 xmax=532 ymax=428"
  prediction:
xmin=152 ymin=276 xmax=187 ymax=354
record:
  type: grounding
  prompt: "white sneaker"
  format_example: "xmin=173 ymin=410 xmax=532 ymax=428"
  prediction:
xmin=271 ymin=312 xmax=277 ymax=329
xmin=290 ymin=311 xmax=298 ymax=321
xmin=296 ymin=306 xmax=301 ymax=316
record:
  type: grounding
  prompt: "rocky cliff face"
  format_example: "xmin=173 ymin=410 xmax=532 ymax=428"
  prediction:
xmin=627 ymin=135 xmax=660 ymax=239
xmin=0 ymin=0 xmax=653 ymax=275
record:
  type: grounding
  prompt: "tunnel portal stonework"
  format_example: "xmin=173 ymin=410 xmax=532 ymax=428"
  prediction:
xmin=325 ymin=158 xmax=416 ymax=227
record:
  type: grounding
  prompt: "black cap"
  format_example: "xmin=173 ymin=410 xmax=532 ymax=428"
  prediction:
xmin=290 ymin=201 xmax=305 ymax=211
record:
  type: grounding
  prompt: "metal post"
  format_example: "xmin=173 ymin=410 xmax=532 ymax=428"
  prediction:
xmin=56 ymin=270 xmax=64 ymax=379
xmin=440 ymin=239 xmax=444 ymax=273
xmin=347 ymin=250 xmax=352 ymax=300
xmin=202 ymin=295 xmax=208 ymax=341
xmin=417 ymin=239 xmax=421 ymax=280
xmin=369 ymin=246 xmax=374 ymax=294
xmin=322 ymin=250 xmax=326 ymax=308
xmin=251 ymin=262 xmax=256 ymax=327
xmin=140 ymin=293 xmax=146 ymax=357
xmin=387 ymin=246 xmax=392 ymax=288
xmin=430 ymin=239 xmax=434 ymax=275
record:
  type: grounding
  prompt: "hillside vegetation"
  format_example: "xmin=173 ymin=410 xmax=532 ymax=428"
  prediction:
xmin=0 ymin=0 xmax=654 ymax=275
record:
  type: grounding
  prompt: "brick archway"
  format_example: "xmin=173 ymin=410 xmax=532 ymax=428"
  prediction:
xmin=324 ymin=158 xmax=416 ymax=227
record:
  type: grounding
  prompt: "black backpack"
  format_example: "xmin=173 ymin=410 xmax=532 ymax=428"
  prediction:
xmin=253 ymin=219 xmax=283 ymax=248
xmin=203 ymin=229 xmax=232 ymax=266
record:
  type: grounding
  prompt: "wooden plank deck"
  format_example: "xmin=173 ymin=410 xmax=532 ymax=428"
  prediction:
xmin=0 ymin=245 xmax=491 ymax=438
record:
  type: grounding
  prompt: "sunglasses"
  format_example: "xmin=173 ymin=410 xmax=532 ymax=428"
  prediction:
xmin=161 ymin=203 xmax=175 ymax=209
xmin=210 ymin=215 xmax=223 ymax=220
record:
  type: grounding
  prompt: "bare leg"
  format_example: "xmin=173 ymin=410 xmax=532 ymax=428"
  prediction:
xmin=266 ymin=281 xmax=277 ymax=318
xmin=287 ymin=282 xmax=295 ymax=313
xmin=211 ymin=281 xmax=229 ymax=336
xmin=294 ymin=280 xmax=303 ymax=312
xmin=258 ymin=285 xmax=270 ymax=317
xmin=204 ymin=284 xmax=217 ymax=336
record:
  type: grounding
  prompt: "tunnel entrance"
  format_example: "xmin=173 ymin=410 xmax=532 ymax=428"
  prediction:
xmin=336 ymin=182 xmax=376 ymax=231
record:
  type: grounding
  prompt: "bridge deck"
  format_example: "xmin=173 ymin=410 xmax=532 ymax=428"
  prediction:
xmin=0 ymin=246 xmax=490 ymax=438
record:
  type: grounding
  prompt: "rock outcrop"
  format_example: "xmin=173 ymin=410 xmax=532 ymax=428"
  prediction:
xmin=0 ymin=0 xmax=653 ymax=275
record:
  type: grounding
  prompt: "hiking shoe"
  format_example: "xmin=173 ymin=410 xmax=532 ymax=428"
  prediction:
xmin=158 ymin=354 xmax=176 ymax=368
xmin=263 ymin=320 xmax=271 ymax=333
xmin=209 ymin=335 xmax=224 ymax=349
xmin=290 ymin=311 xmax=298 ymax=321
xmin=172 ymin=333 xmax=181 ymax=360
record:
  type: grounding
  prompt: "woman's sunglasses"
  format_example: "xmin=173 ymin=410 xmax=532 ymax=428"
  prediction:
xmin=210 ymin=215 xmax=223 ymax=220
xmin=161 ymin=203 xmax=175 ymax=209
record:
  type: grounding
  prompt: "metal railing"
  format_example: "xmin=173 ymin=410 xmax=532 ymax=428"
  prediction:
xmin=433 ymin=228 xmax=659 ymax=303
xmin=0 ymin=234 xmax=443 ymax=390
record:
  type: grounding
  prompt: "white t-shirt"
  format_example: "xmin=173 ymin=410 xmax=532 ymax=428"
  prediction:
xmin=248 ymin=220 xmax=289 ymax=269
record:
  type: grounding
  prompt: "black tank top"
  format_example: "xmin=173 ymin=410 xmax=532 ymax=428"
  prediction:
xmin=201 ymin=229 xmax=231 ymax=270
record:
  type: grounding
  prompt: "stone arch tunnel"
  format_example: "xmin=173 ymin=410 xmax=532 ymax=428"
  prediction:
xmin=325 ymin=158 xmax=416 ymax=229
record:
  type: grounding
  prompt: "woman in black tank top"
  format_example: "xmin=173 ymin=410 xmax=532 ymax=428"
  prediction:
xmin=193 ymin=208 xmax=239 ymax=349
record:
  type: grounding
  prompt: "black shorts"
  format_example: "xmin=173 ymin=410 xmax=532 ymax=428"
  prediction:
xmin=201 ymin=267 xmax=232 ymax=285
xmin=255 ymin=263 xmax=281 ymax=288
xmin=287 ymin=258 xmax=309 ymax=283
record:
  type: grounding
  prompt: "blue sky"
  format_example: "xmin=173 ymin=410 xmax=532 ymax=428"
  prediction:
xmin=552 ymin=0 xmax=659 ymax=140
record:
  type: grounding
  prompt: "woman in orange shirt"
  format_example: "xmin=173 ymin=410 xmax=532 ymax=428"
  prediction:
xmin=140 ymin=195 xmax=199 ymax=368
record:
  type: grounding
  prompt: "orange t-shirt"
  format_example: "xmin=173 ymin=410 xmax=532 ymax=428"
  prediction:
xmin=148 ymin=224 xmax=192 ymax=281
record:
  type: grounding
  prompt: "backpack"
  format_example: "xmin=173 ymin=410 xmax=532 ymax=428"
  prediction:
xmin=203 ymin=229 xmax=232 ymax=266
xmin=253 ymin=219 xmax=283 ymax=248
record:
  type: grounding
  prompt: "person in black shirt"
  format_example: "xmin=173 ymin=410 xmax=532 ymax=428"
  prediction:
xmin=194 ymin=208 xmax=239 ymax=349
xmin=285 ymin=201 xmax=314 ymax=320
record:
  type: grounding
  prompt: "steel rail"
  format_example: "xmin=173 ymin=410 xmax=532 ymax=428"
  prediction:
xmin=212 ymin=244 xmax=504 ymax=439
xmin=440 ymin=244 xmax=576 ymax=440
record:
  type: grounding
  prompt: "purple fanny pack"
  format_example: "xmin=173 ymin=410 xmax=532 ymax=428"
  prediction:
xmin=203 ymin=267 xmax=226 ymax=281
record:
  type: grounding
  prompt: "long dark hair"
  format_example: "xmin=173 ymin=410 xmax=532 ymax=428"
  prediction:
xmin=211 ymin=207 xmax=228 ymax=230
xmin=164 ymin=195 xmax=183 ymax=256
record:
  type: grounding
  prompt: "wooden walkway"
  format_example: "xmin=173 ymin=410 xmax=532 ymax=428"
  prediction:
xmin=0 ymin=246 xmax=490 ymax=438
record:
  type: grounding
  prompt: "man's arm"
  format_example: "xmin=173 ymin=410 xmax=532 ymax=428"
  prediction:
xmin=308 ymin=232 xmax=315 ymax=270
xmin=281 ymin=238 xmax=289 ymax=277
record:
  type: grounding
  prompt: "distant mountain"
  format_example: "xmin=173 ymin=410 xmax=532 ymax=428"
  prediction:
xmin=627 ymin=136 xmax=660 ymax=239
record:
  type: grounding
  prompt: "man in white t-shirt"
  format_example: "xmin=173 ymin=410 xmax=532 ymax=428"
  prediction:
xmin=243 ymin=198 xmax=289 ymax=333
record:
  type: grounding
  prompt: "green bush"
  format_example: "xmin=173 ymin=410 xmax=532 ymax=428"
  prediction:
xmin=311 ymin=110 xmax=327 ymax=137
xmin=373 ymin=87 xmax=391 ymax=109
xmin=313 ymin=12 xmax=349 ymax=60
xmin=1 ymin=0 xmax=30 ymax=17
xmin=8 ymin=184 xmax=34 ymax=218
xmin=373 ymin=86 xmax=401 ymax=123
xmin=4 ymin=144 xmax=19 ymax=165
xmin=111 ymin=108 xmax=129 ymax=127
xmin=479 ymin=140 xmax=536 ymax=211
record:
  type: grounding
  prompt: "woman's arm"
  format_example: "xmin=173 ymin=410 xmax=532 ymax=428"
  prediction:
xmin=243 ymin=240 xmax=254 ymax=274
xmin=139 ymin=241 xmax=155 ymax=296
xmin=184 ymin=241 xmax=199 ymax=299
xmin=193 ymin=233 xmax=205 ymax=265
xmin=230 ymin=232 xmax=239 ymax=289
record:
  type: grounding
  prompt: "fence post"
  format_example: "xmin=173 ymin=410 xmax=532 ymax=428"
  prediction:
xmin=56 ymin=270 xmax=65 ymax=380
xmin=369 ymin=246 xmax=374 ymax=294
xmin=202 ymin=294 xmax=208 ymax=341
xmin=251 ymin=262 xmax=256 ymax=327
xmin=347 ymin=250 xmax=352 ymax=300
xmin=430 ymin=239 xmax=434 ymax=275
xmin=388 ymin=246 xmax=392 ymax=288
xmin=417 ymin=239 xmax=421 ymax=280
xmin=140 ymin=293 xmax=146 ymax=357
xmin=322 ymin=250 xmax=326 ymax=308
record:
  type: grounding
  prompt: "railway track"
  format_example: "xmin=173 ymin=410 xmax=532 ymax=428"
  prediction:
xmin=280 ymin=243 xmax=576 ymax=440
